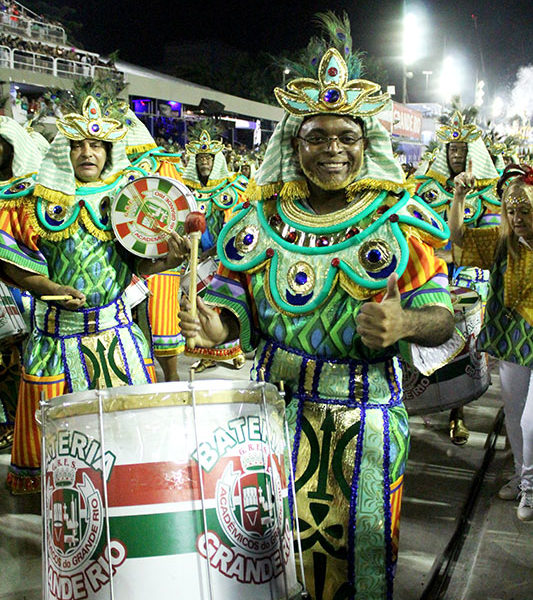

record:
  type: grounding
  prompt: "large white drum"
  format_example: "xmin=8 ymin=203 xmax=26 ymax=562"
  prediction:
xmin=402 ymin=286 xmax=490 ymax=415
xmin=39 ymin=381 xmax=302 ymax=600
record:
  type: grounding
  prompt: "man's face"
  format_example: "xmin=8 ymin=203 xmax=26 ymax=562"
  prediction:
xmin=241 ymin=164 xmax=251 ymax=179
xmin=196 ymin=153 xmax=214 ymax=179
xmin=294 ymin=115 xmax=365 ymax=191
xmin=447 ymin=142 xmax=468 ymax=176
xmin=70 ymin=139 xmax=108 ymax=182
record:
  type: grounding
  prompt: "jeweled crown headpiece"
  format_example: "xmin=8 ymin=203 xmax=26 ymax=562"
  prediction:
xmin=274 ymin=47 xmax=389 ymax=117
xmin=186 ymin=130 xmax=224 ymax=155
xmin=436 ymin=110 xmax=482 ymax=144
xmin=483 ymin=132 xmax=506 ymax=156
xmin=56 ymin=95 xmax=128 ymax=142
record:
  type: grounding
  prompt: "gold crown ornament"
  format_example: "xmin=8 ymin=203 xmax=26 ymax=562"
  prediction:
xmin=274 ymin=48 xmax=390 ymax=117
xmin=436 ymin=111 xmax=482 ymax=144
xmin=56 ymin=95 xmax=128 ymax=142
xmin=186 ymin=130 xmax=224 ymax=155
xmin=484 ymin=134 xmax=506 ymax=156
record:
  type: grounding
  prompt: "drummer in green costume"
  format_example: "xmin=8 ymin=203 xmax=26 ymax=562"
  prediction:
xmin=179 ymin=13 xmax=456 ymax=600
xmin=414 ymin=111 xmax=501 ymax=444
xmin=182 ymin=121 xmax=247 ymax=370
xmin=0 ymin=85 xmax=188 ymax=494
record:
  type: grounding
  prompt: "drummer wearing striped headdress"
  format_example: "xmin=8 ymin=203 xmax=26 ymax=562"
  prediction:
xmin=0 ymin=80 xmax=188 ymax=494
xmin=179 ymin=12 xmax=457 ymax=600
xmin=182 ymin=120 xmax=247 ymax=370
xmin=414 ymin=107 xmax=501 ymax=444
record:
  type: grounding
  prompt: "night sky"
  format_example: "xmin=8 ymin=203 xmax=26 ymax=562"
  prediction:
xmin=53 ymin=0 xmax=532 ymax=105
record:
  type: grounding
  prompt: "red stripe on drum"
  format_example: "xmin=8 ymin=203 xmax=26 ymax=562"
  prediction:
xmin=156 ymin=241 xmax=168 ymax=254
xmin=74 ymin=452 xmax=289 ymax=508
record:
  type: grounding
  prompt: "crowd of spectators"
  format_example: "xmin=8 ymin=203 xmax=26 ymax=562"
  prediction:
xmin=1 ymin=1 xmax=65 ymax=42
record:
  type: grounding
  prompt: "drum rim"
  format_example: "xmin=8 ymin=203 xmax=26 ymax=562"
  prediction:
xmin=39 ymin=379 xmax=283 ymax=419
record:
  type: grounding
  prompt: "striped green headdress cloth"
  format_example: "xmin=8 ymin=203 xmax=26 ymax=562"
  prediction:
xmin=425 ymin=136 xmax=499 ymax=188
xmin=246 ymin=111 xmax=407 ymax=202
xmin=35 ymin=133 xmax=130 ymax=206
xmin=124 ymin=110 xmax=157 ymax=158
xmin=0 ymin=116 xmax=43 ymax=177
xmin=27 ymin=130 xmax=50 ymax=158
xmin=182 ymin=149 xmax=232 ymax=190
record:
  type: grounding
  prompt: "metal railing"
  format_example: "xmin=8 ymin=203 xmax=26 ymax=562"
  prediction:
xmin=0 ymin=10 xmax=66 ymax=44
xmin=0 ymin=45 xmax=124 ymax=82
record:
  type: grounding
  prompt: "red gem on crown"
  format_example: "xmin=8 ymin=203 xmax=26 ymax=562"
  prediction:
xmin=266 ymin=248 xmax=275 ymax=258
xmin=331 ymin=258 xmax=340 ymax=267
xmin=389 ymin=213 xmax=399 ymax=223
xmin=328 ymin=67 xmax=338 ymax=77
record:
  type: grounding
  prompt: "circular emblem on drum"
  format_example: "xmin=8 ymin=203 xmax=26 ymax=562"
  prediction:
xmin=216 ymin=441 xmax=284 ymax=555
xmin=45 ymin=457 xmax=105 ymax=573
xmin=111 ymin=176 xmax=197 ymax=257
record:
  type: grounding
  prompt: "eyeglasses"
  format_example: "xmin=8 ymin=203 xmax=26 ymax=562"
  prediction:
xmin=296 ymin=134 xmax=364 ymax=148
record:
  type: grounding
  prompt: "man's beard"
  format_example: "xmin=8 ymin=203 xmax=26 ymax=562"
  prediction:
xmin=301 ymin=163 xmax=359 ymax=191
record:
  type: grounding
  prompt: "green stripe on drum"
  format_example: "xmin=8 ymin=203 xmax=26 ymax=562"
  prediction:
xmin=132 ymin=240 xmax=147 ymax=254
xmin=115 ymin=194 xmax=130 ymax=212
xmin=157 ymin=178 xmax=173 ymax=194
xmin=109 ymin=508 xmax=223 ymax=557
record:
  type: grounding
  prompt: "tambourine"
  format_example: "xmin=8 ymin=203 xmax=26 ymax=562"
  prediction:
xmin=111 ymin=176 xmax=197 ymax=258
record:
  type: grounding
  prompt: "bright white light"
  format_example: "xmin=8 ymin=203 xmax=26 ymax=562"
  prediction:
xmin=439 ymin=56 xmax=463 ymax=103
xmin=283 ymin=67 xmax=290 ymax=75
xmin=474 ymin=79 xmax=485 ymax=107
xmin=403 ymin=11 xmax=424 ymax=66
xmin=492 ymin=96 xmax=504 ymax=118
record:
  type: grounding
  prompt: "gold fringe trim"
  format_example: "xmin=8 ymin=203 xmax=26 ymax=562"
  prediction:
xmin=34 ymin=185 xmax=75 ymax=208
xmin=244 ymin=179 xmax=310 ymax=202
xmin=244 ymin=180 xmax=282 ymax=202
xmin=183 ymin=177 xmax=230 ymax=190
xmin=126 ymin=142 xmax=157 ymax=156
xmin=346 ymin=178 xmax=406 ymax=201
xmin=0 ymin=197 xmax=25 ymax=209
xmin=79 ymin=211 xmax=114 ymax=241
xmin=280 ymin=179 xmax=309 ymax=200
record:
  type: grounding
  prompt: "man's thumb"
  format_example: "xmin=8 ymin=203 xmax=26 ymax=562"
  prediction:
xmin=382 ymin=273 xmax=400 ymax=302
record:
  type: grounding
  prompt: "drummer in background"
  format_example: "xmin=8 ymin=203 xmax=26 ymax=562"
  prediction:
xmin=179 ymin=13 xmax=456 ymax=600
xmin=0 ymin=116 xmax=43 ymax=451
xmin=0 ymin=85 xmax=189 ymax=494
xmin=449 ymin=163 xmax=533 ymax=522
xmin=414 ymin=110 xmax=501 ymax=445
xmin=124 ymin=110 xmax=186 ymax=381
xmin=181 ymin=121 xmax=247 ymax=371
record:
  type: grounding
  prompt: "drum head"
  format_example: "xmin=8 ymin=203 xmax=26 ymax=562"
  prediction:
xmin=111 ymin=176 xmax=197 ymax=258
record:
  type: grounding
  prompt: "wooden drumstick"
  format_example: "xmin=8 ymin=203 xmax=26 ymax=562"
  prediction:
xmin=184 ymin=211 xmax=207 ymax=350
xmin=40 ymin=295 xmax=74 ymax=301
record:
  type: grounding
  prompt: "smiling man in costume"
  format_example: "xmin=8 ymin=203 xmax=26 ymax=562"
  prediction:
xmin=179 ymin=13 xmax=456 ymax=600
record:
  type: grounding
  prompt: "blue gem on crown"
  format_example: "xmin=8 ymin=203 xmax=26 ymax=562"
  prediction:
xmin=323 ymin=88 xmax=341 ymax=103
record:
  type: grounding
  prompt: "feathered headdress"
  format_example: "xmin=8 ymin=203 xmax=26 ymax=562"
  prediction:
xmin=186 ymin=119 xmax=225 ymax=155
xmin=274 ymin=11 xmax=389 ymax=118
xmin=47 ymin=78 xmax=130 ymax=142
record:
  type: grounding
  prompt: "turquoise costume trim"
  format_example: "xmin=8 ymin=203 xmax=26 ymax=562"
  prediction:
xmin=416 ymin=177 xmax=501 ymax=226
xmin=0 ymin=175 xmax=36 ymax=200
xmin=217 ymin=192 xmax=448 ymax=314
